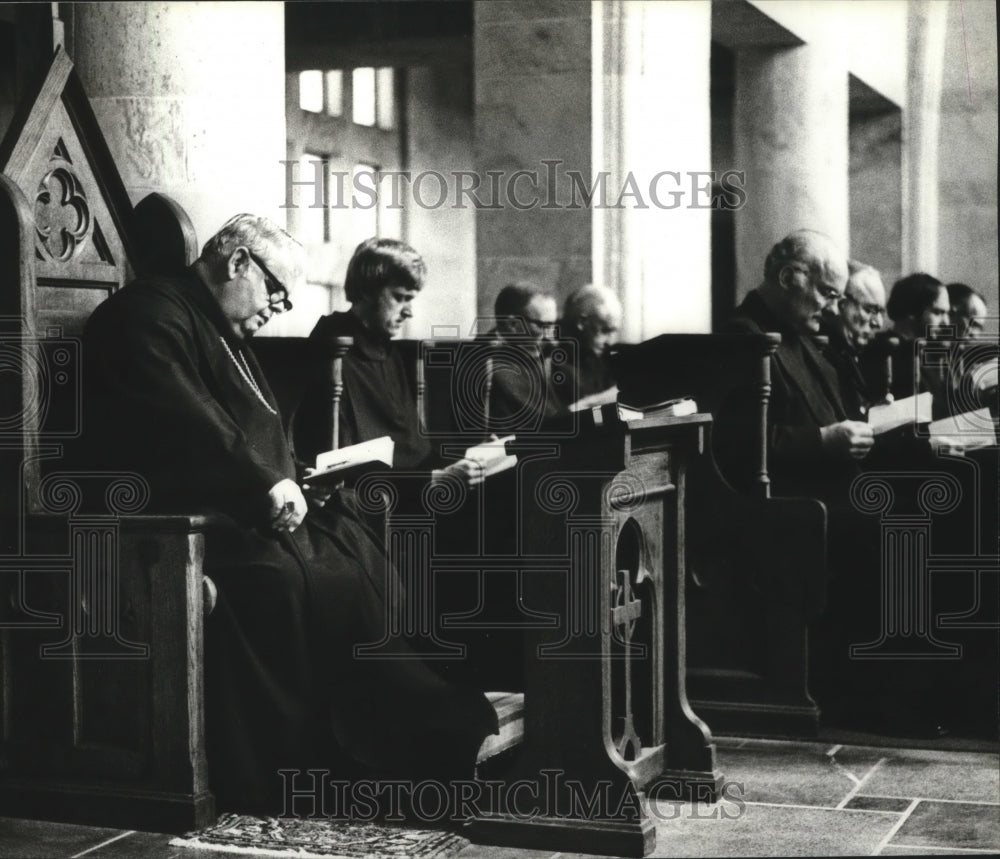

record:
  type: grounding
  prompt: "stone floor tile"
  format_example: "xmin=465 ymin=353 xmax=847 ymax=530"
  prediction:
xmin=647 ymin=802 xmax=899 ymax=857
xmin=0 ymin=817 xmax=125 ymax=859
xmin=857 ymin=749 xmax=1000 ymax=803
xmin=715 ymin=742 xmax=884 ymax=807
xmin=889 ymin=800 xmax=1000 ymax=852
xmin=845 ymin=795 xmax=914 ymax=812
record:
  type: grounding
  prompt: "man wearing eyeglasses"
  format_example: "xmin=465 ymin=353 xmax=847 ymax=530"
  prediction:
xmin=80 ymin=214 xmax=497 ymax=813
xmin=820 ymin=260 xmax=887 ymax=420
xmin=482 ymin=280 xmax=568 ymax=434
xmin=721 ymin=229 xmax=875 ymax=501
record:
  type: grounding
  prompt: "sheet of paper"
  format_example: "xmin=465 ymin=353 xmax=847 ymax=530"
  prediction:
xmin=867 ymin=392 xmax=933 ymax=435
xmin=928 ymin=408 xmax=997 ymax=449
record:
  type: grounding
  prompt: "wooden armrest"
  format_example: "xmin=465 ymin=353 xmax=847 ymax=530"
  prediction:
xmin=476 ymin=691 xmax=524 ymax=765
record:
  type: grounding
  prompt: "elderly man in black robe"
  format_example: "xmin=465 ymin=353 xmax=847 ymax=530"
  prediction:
xmin=556 ymin=283 xmax=623 ymax=411
xmin=719 ymin=229 xmax=874 ymax=501
xmin=80 ymin=215 xmax=496 ymax=813
xmin=820 ymin=260 xmax=888 ymax=421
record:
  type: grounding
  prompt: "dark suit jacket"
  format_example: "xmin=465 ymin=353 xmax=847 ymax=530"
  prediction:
xmin=720 ymin=290 xmax=860 ymax=500
xmin=820 ymin=317 xmax=875 ymax=421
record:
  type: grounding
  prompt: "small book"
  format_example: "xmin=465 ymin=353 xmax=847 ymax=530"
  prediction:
xmin=464 ymin=435 xmax=518 ymax=479
xmin=867 ymin=392 xmax=933 ymax=435
xmin=591 ymin=397 xmax=698 ymax=426
xmin=309 ymin=436 xmax=395 ymax=484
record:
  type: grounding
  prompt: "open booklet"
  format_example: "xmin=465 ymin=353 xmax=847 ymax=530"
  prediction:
xmin=464 ymin=435 xmax=518 ymax=478
xmin=308 ymin=434 xmax=518 ymax=484
xmin=867 ymin=392 xmax=933 ymax=435
xmin=308 ymin=436 xmax=395 ymax=485
xmin=927 ymin=408 xmax=997 ymax=451
xmin=591 ymin=397 xmax=698 ymax=427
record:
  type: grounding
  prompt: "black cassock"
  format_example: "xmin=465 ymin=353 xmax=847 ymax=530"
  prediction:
xmin=80 ymin=271 xmax=497 ymax=811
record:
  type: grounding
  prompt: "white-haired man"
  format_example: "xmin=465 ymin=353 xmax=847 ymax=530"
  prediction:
xmin=720 ymin=229 xmax=874 ymax=500
xmin=821 ymin=260 xmax=887 ymax=419
xmin=81 ymin=214 xmax=496 ymax=812
xmin=558 ymin=283 xmax=623 ymax=410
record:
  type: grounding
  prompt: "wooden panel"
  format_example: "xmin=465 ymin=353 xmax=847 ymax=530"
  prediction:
xmin=0 ymin=48 xmax=212 ymax=831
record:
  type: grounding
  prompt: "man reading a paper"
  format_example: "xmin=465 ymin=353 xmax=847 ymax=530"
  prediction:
xmin=300 ymin=237 xmax=493 ymax=486
xmin=80 ymin=215 xmax=497 ymax=812
xmin=301 ymin=238 xmax=523 ymax=690
xmin=720 ymin=229 xmax=874 ymax=501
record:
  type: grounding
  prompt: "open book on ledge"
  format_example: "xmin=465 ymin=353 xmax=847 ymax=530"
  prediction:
xmin=590 ymin=397 xmax=698 ymax=427
xmin=309 ymin=436 xmax=395 ymax=485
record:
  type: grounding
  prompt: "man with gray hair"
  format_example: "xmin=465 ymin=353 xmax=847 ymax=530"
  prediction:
xmin=821 ymin=260 xmax=888 ymax=419
xmin=81 ymin=213 xmax=497 ymax=812
xmin=720 ymin=229 xmax=874 ymax=500
xmin=558 ymin=283 xmax=623 ymax=409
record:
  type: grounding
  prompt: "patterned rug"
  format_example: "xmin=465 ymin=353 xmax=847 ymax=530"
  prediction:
xmin=170 ymin=813 xmax=470 ymax=858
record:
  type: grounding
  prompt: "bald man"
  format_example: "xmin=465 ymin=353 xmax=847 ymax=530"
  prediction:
xmin=720 ymin=229 xmax=874 ymax=500
xmin=558 ymin=283 xmax=623 ymax=409
xmin=821 ymin=261 xmax=887 ymax=419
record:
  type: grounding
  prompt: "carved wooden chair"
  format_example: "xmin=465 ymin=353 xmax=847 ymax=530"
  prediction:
xmin=0 ymin=50 xmax=213 ymax=830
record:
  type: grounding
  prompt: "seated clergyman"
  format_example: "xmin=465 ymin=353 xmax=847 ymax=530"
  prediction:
xmin=299 ymin=236 xmax=484 ymax=487
xmin=557 ymin=283 xmax=623 ymax=411
xmin=80 ymin=215 xmax=497 ymax=812
xmin=820 ymin=260 xmax=887 ymax=420
xmin=480 ymin=281 xmax=568 ymax=434
xmin=719 ymin=228 xmax=873 ymax=501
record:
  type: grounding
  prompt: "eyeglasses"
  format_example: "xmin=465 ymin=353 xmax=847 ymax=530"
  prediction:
xmin=787 ymin=263 xmax=842 ymax=303
xmin=842 ymin=295 xmax=885 ymax=317
xmin=248 ymin=250 xmax=292 ymax=312
xmin=524 ymin=316 xmax=557 ymax=333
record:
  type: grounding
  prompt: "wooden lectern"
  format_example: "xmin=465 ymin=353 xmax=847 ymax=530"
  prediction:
xmin=467 ymin=412 xmax=721 ymax=857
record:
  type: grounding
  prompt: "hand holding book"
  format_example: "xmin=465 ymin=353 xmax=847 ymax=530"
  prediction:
xmin=431 ymin=434 xmax=518 ymax=488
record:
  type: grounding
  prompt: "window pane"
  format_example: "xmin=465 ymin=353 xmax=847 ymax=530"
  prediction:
xmin=376 ymin=67 xmax=395 ymax=130
xmin=352 ymin=67 xmax=376 ymax=126
xmin=298 ymin=70 xmax=323 ymax=113
xmin=325 ymin=70 xmax=343 ymax=117
xmin=300 ymin=152 xmax=327 ymax=244
xmin=352 ymin=163 xmax=379 ymax=244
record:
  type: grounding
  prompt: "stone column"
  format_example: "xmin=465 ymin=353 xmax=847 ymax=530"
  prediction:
xmin=734 ymin=38 xmax=850 ymax=300
xmin=69 ymin=2 xmax=286 ymax=245
xmin=900 ymin=0 xmax=946 ymax=279
xmin=473 ymin=0 xmax=712 ymax=338
xmin=473 ymin=0 xmax=593 ymax=324
xmin=594 ymin=0 xmax=712 ymax=339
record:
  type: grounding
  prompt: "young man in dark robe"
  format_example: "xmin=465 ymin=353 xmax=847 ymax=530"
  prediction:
xmin=79 ymin=215 xmax=497 ymax=813
xmin=301 ymin=239 xmax=524 ymax=691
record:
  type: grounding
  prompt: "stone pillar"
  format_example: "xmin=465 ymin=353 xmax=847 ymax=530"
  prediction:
xmin=734 ymin=38 xmax=850 ymax=300
xmin=594 ymin=0 xmax=712 ymax=339
xmin=69 ymin=2 xmax=286 ymax=245
xmin=474 ymin=0 xmax=712 ymax=338
xmin=473 ymin=0 xmax=593 ymax=324
xmin=902 ymin=0 xmax=948 ymax=276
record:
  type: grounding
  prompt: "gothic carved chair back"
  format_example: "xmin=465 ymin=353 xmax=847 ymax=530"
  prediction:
xmin=0 ymin=48 xmax=213 ymax=831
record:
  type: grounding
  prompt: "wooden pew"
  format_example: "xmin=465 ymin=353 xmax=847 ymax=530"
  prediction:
xmin=255 ymin=335 xmax=721 ymax=856
xmin=610 ymin=334 xmax=828 ymax=737
xmin=0 ymin=50 xmax=213 ymax=830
